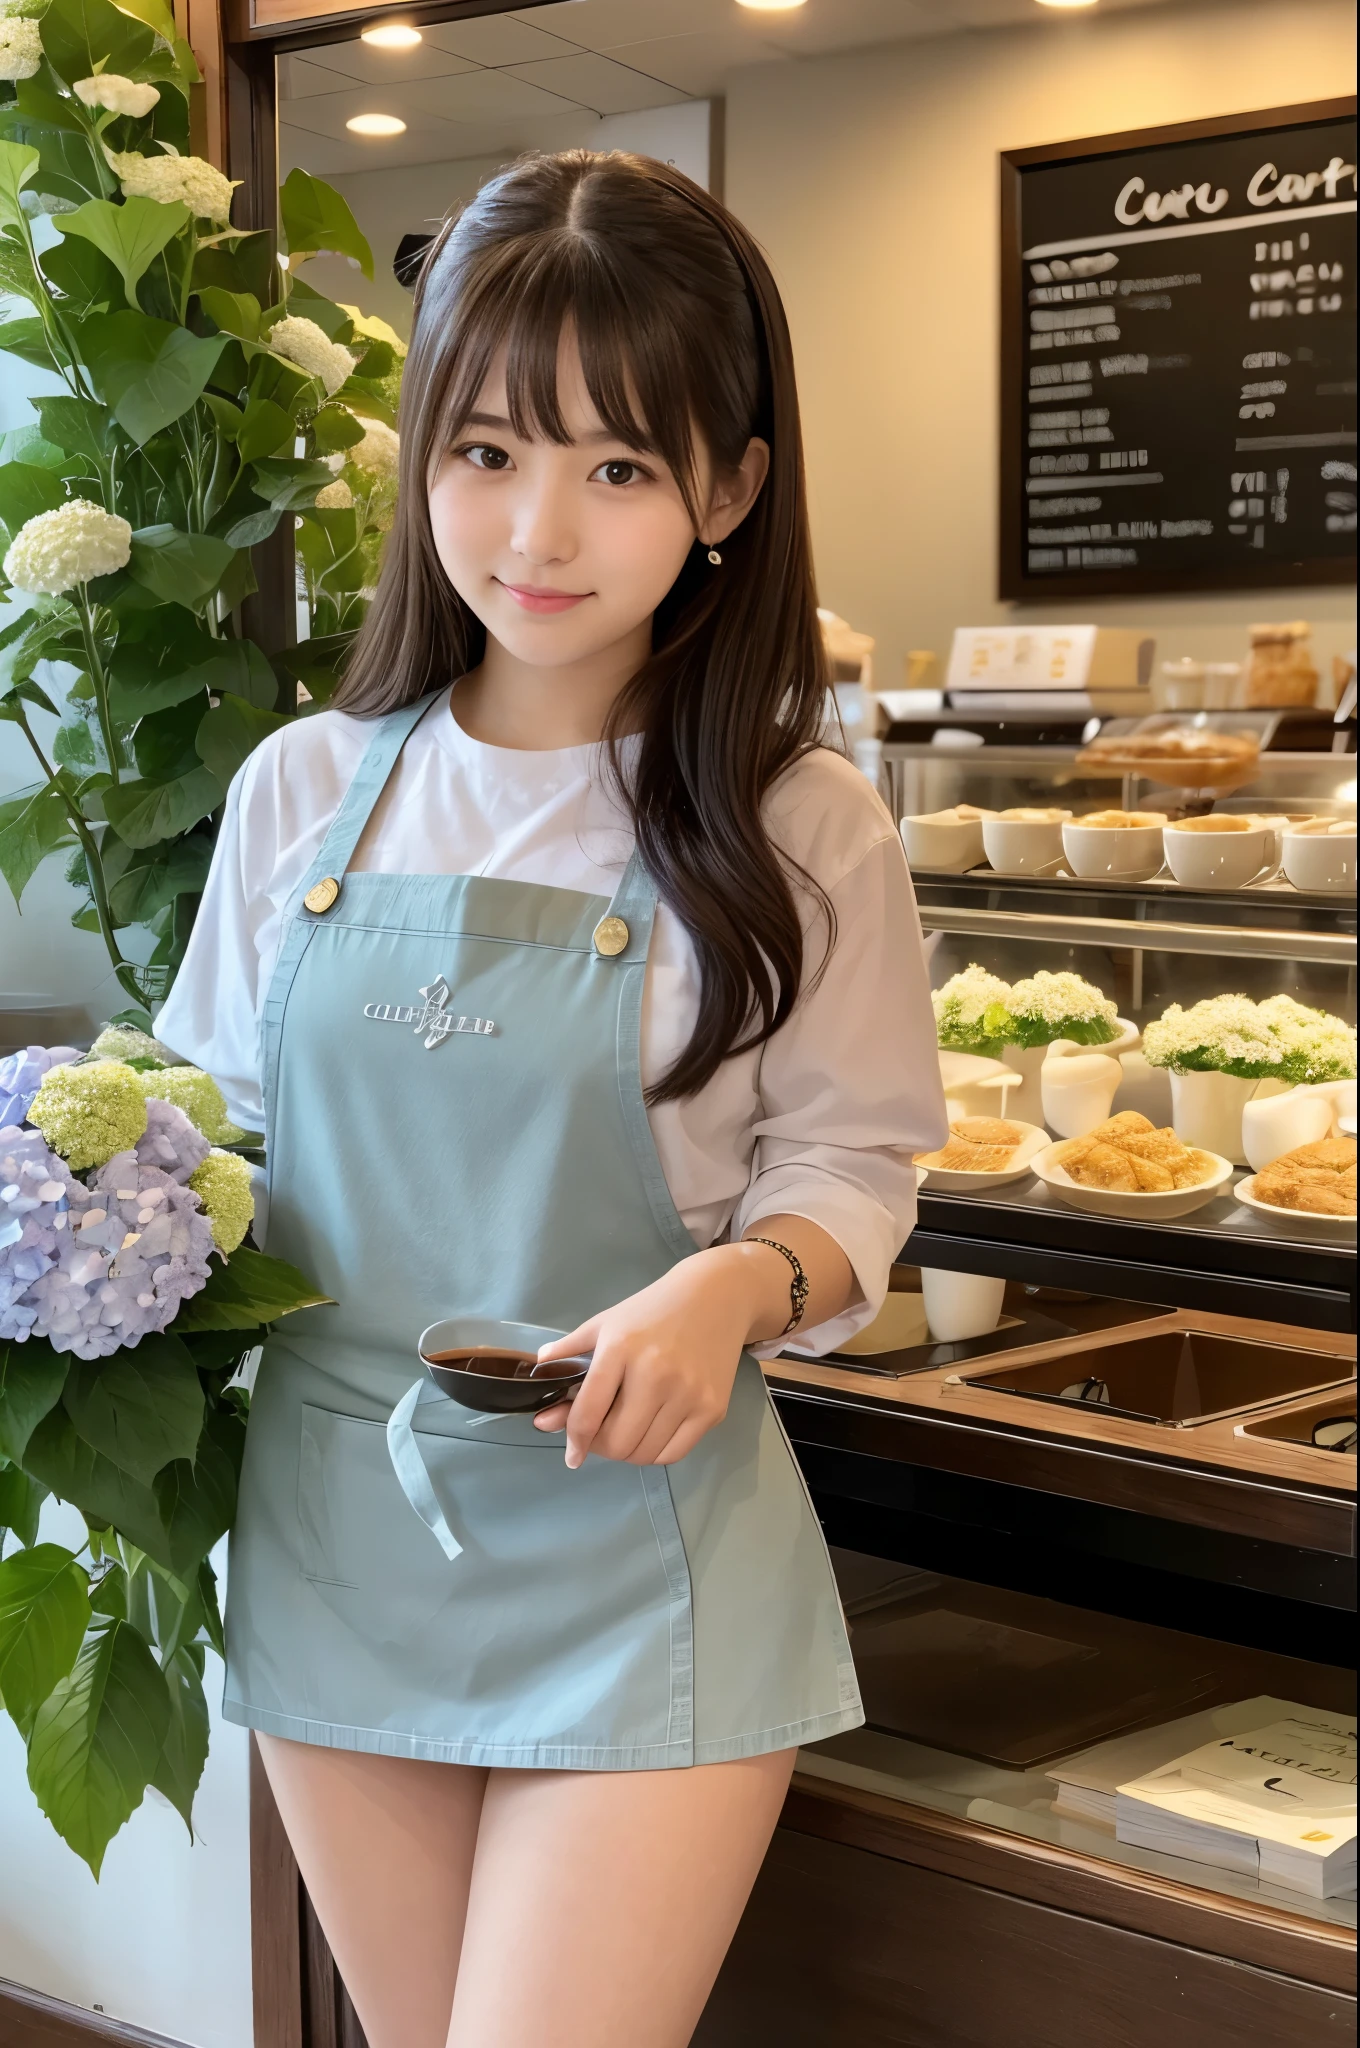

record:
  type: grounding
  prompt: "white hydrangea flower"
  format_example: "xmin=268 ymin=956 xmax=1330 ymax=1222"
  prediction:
xmin=314 ymin=478 xmax=353 ymax=508
xmin=1143 ymin=995 xmax=1287 ymax=1076
xmin=1007 ymin=971 xmax=1118 ymax=1026
xmin=0 ymin=17 xmax=42 ymax=78
xmin=350 ymin=419 xmax=399 ymax=479
xmin=3 ymin=500 xmax=133 ymax=596
xmin=75 ymin=73 xmax=161 ymax=117
xmin=932 ymin=964 xmax=1012 ymax=1034
xmin=269 ymin=315 xmax=356 ymax=397
xmin=105 ymin=147 xmax=238 ymax=223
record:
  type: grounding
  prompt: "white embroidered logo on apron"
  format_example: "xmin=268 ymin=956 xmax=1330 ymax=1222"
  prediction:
xmin=363 ymin=976 xmax=496 ymax=1049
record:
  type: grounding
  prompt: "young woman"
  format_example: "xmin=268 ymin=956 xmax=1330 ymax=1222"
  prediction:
xmin=159 ymin=151 xmax=944 ymax=2048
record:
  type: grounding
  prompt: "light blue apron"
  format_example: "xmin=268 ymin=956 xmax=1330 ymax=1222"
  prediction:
xmin=222 ymin=693 xmax=862 ymax=1769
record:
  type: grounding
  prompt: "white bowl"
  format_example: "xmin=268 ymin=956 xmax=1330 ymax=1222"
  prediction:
xmin=901 ymin=812 xmax=986 ymax=872
xmin=1032 ymin=1143 xmax=1233 ymax=1219
xmin=982 ymin=815 xmax=1069 ymax=875
xmin=1233 ymin=1176 xmax=1357 ymax=1239
xmin=1062 ymin=817 xmax=1167 ymax=881
xmin=916 ymin=1120 xmax=1049 ymax=1192
xmin=1282 ymin=825 xmax=1356 ymax=895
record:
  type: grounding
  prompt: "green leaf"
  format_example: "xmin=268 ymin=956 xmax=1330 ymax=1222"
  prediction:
xmin=35 ymin=396 xmax=115 ymax=463
xmin=0 ymin=459 xmax=66 ymax=543
xmin=0 ymin=1463 xmax=48 ymax=1551
xmin=0 ymin=1343 xmax=70 ymax=1466
xmin=102 ymin=765 xmax=221 ymax=849
xmin=220 ymin=506 xmax=281 ymax=549
xmin=196 ymin=285 xmax=261 ymax=343
xmin=0 ymin=139 xmax=40 ymax=237
xmin=107 ymin=830 xmax=212 ymax=924
xmin=81 ymin=311 xmax=228 ymax=446
xmin=37 ymin=0 xmax=155 ymax=90
xmin=191 ymin=231 xmax=275 ymax=307
xmin=201 ymin=392 xmax=243 ymax=437
xmin=0 ymin=781 xmax=76 ymax=906
xmin=153 ymin=1403 xmax=244 ymax=1576
xmin=27 ymin=1617 xmax=171 ymax=1876
xmin=62 ymin=1337 xmax=206 ymax=1488
xmin=250 ymin=456 xmax=333 ymax=513
xmin=150 ymin=1646 xmax=208 ymax=1832
xmin=236 ymin=397 xmax=295 ymax=463
xmin=57 ymin=197 xmax=191 ymax=314
xmin=280 ymin=168 xmax=372 ymax=277
xmin=311 ymin=405 xmax=364 ymax=455
xmin=111 ymin=0 xmax=179 ymax=44
xmin=126 ymin=523 xmax=237 ymax=608
xmin=52 ymin=719 xmax=98 ymax=772
xmin=0 ymin=317 xmax=55 ymax=370
xmin=41 ymin=231 xmax=124 ymax=313
xmin=22 ymin=1406 xmax=173 ymax=1567
xmin=0 ymin=1544 xmax=90 ymax=1733
xmin=172 ymin=1248 xmax=333 ymax=1333
xmin=195 ymin=696 xmax=287 ymax=787
xmin=274 ymin=630 xmax=354 ymax=709
xmin=108 ymin=624 xmax=277 ymax=720
xmin=132 ymin=693 xmax=207 ymax=782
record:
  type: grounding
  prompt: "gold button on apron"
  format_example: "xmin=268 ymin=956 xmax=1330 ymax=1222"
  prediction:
xmin=592 ymin=915 xmax=629 ymax=957
xmin=304 ymin=877 xmax=340 ymax=915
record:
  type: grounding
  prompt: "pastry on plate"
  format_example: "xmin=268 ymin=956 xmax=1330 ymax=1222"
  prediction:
xmin=1253 ymin=1137 xmax=1357 ymax=1217
xmin=1054 ymin=1110 xmax=1215 ymax=1192
xmin=915 ymin=1116 xmax=1027 ymax=1173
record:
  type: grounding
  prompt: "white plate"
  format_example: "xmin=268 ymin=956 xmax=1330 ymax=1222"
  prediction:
xmin=916 ymin=1121 xmax=1050 ymax=1192
xmin=1032 ymin=1143 xmax=1233 ymax=1219
xmin=1233 ymin=1176 xmax=1357 ymax=1238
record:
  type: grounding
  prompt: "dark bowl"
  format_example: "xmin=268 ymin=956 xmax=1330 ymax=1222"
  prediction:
xmin=417 ymin=1317 xmax=590 ymax=1413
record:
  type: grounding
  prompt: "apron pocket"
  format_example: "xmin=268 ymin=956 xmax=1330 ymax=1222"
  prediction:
xmin=298 ymin=1403 xmax=460 ymax=1646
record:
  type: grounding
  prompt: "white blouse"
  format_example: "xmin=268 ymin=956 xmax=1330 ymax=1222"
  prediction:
xmin=156 ymin=688 xmax=947 ymax=1354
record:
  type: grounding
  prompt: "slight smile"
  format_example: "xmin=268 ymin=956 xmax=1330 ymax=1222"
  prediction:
xmin=496 ymin=580 xmax=593 ymax=614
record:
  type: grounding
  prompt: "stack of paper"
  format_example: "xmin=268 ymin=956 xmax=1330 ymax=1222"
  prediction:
xmin=1046 ymin=1696 xmax=1299 ymax=1830
xmin=1115 ymin=1710 xmax=1357 ymax=1899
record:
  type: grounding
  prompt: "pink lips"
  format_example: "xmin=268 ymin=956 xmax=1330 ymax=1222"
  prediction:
xmin=498 ymin=581 xmax=591 ymax=615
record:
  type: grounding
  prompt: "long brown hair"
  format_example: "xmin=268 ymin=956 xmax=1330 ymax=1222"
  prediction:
xmin=336 ymin=150 xmax=830 ymax=1102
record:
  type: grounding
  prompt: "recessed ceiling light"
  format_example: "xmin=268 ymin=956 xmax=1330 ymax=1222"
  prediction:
xmin=346 ymin=112 xmax=406 ymax=136
xmin=1035 ymin=1 xmax=1099 ymax=9
xmin=360 ymin=23 xmax=422 ymax=48
xmin=736 ymin=0 xmax=808 ymax=11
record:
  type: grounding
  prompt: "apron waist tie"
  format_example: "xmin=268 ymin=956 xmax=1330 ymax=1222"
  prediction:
xmin=387 ymin=1379 xmax=464 ymax=1561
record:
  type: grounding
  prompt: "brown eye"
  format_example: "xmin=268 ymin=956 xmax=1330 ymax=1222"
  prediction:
xmin=597 ymin=459 xmax=642 ymax=486
xmin=466 ymin=444 xmax=510 ymax=471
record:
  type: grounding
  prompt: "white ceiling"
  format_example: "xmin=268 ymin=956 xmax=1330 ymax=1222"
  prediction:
xmin=279 ymin=0 xmax=1177 ymax=178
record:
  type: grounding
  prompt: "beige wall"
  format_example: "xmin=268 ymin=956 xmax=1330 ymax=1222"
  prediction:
xmin=725 ymin=0 xmax=1357 ymax=691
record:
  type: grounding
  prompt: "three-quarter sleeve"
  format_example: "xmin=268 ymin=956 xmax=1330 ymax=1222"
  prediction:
xmin=733 ymin=828 xmax=948 ymax=1357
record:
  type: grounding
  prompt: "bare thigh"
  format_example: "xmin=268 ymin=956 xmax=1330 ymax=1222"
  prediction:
xmin=448 ymin=1748 xmax=796 ymax=2048
xmin=256 ymin=1732 xmax=487 ymax=2048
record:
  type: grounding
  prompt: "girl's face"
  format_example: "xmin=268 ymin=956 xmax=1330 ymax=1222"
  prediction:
xmin=427 ymin=334 xmax=766 ymax=676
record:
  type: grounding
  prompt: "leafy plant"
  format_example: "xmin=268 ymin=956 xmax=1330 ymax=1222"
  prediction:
xmin=0 ymin=1041 xmax=331 ymax=1873
xmin=0 ymin=0 xmax=402 ymax=1005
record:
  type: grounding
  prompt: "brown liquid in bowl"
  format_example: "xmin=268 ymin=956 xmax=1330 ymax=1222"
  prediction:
xmin=423 ymin=1346 xmax=574 ymax=1382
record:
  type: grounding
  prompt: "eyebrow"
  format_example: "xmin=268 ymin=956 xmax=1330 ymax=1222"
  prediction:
xmin=464 ymin=410 xmax=637 ymax=447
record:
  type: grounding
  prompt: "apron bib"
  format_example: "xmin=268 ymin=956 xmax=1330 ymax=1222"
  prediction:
xmin=222 ymin=694 xmax=861 ymax=1768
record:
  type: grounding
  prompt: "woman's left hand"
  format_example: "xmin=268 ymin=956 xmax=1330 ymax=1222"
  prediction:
xmin=532 ymin=1221 xmax=853 ymax=1468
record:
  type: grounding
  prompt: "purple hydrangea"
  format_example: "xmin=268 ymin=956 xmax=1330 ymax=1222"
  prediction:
xmin=21 ymin=1152 xmax=215 ymax=1358
xmin=0 ymin=1045 xmax=83 ymax=1129
xmin=135 ymin=1095 xmax=211 ymax=1183
xmin=1 ymin=1125 xmax=92 ymax=1340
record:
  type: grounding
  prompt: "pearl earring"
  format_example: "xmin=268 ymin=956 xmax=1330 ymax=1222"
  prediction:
xmin=707 ymin=546 xmax=722 ymax=566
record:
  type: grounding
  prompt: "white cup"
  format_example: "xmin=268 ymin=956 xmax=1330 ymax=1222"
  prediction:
xmin=1282 ymin=822 xmax=1356 ymax=894
xmin=1162 ymin=816 xmax=1280 ymax=889
xmin=920 ymin=1268 xmax=1006 ymax=1343
xmin=1041 ymin=1049 xmax=1124 ymax=1138
xmin=901 ymin=811 xmax=986 ymax=872
xmin=1062 ymin=814 xmax=1167 ymax=881
xmin=982 ymin=813 xmax=1070 ymax=875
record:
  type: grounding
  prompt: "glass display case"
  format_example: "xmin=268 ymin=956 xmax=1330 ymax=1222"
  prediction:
xmin=886 ymin=742 xmax=1356 ymax=1333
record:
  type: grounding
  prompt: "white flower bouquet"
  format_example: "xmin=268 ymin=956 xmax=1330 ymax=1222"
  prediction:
xmin=933 ymin=963 xmax=1121 ymax=1055
xmin=0 ymin=1034 xmax=325 ymax=1874
xmin=1143 ymin=995 xmax=1357 ymax=1083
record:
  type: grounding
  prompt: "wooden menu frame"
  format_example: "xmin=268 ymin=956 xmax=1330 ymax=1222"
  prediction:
xmin=998 ymin=99 xmax=1358 ymax=603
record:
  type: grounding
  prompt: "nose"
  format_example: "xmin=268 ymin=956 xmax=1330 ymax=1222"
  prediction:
xmin=509 ymin=462 xmax=579 ymax=569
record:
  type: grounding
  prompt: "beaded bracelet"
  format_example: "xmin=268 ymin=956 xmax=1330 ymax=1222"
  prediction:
xmin=747 ymin=1236 xmax=810 ymax=1337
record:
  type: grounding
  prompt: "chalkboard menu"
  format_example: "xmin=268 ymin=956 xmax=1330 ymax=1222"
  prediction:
xmin=999 ymin=100 xmax=1357 ymax=600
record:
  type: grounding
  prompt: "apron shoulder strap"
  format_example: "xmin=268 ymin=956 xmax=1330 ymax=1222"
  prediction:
xmin=294 ymin=690 xmax=443 ymax=915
